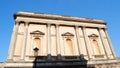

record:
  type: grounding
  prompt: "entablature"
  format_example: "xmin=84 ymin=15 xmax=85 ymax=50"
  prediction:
xmin=15 ymin=17 xmax=107 ymax=29
xmin=14 ymin=11 xmax=106 ymax=25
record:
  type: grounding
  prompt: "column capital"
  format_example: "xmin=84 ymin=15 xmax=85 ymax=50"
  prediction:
xmin=74 ymin=24 xmax=79 ymax=27
xmin=81 ymin=26 xmax=86 ymax=28
xmin=47 ymin=23 xmax=51 ymax=25
xmin=75 ymin=25 xmax=79 ymax=28
xmin=98 ymin=27 xmax=102 ymax=30
xmin=15 ymin=20 xmax=20 ymax=25
xmin=98 ymin=27 xmax=107 ymax=30
xmin=24 ymin=22 xmax=29 ymax=26
xmin=55 ymin=24 xmax=60 ymax=26
xmin=15 ymin=20 xmax=30 ymax=25
xmin=103 ymin=28 xmax=108 ymax=30
xmin=15 ymin=20 xmax=19 ymax=23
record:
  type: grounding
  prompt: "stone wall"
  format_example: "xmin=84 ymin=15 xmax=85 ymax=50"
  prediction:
xmin=0 ymin=62 xmax=4 ymax=68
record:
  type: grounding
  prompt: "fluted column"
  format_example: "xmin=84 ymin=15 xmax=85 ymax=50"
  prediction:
xmin=75 ymin=26 xmax=81 ymax=55
xmin=20 ymin=22 xmax=29 ymax=60
xmin=7 ymin=21 xmax=19 ymax=61
xmin=56 ymin=24 xmax=61 ymax=54
xmin=104 ymin=28 xmax=116 ymax=58
xmin=47 ymin=24 xmax=51 ymax=54
xmin=98 ymin=28 xmax=108 ymax=58
xmin=82 ymin=27 xmax=91 ymax=59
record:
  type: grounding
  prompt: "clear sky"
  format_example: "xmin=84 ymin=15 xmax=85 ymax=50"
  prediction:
xmin=0 ymin=0 xmax=120 ymax=62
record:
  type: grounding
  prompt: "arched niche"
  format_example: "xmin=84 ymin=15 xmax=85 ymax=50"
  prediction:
xmin=62 ymin=32 xmax=74 ymax=56
xmin=88 ymin=34 xmax=101 ymax=55
xmin=30 ymin=30 xmax=45 ymax=56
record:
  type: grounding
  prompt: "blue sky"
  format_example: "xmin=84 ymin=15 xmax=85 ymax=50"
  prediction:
xmin=0 ymin=0 xmax=120 ymax=62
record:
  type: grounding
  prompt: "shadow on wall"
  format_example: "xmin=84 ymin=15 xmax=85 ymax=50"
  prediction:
xmin=33 ymin=54 xmax=89 ymax=68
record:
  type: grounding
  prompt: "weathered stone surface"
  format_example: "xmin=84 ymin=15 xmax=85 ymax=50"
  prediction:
xmin=3 ymin=11 xmax=120 ymax=68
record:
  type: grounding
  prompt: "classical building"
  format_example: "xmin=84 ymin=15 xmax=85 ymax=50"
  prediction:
xmin=2 ymin=11 xmax=120 ymax=68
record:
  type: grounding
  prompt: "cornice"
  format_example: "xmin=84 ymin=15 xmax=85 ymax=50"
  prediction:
xmin=14 ymin=11 xmax=106 ymax=25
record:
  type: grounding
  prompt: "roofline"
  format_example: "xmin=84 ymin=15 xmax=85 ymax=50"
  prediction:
xmin=14 ymin=11 xmax=106 ymax=25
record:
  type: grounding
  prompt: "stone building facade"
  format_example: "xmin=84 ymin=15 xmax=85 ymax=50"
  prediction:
xmin=2 ymin=11 xmax=120 ymax=68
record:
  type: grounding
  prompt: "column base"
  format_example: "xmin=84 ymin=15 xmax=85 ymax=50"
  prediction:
xmin=19 ymin=59 xmax=25 ymax=62
xmin=6 ymin=59 xmax=13 ymax=62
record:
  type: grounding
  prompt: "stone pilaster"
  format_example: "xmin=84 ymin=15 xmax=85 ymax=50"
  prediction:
xmin=75 ymin=26 xmax=81 ymax=55
xmin=20 ymin=22 xmax=29 ymax=60
xmin=104 ymin=28 xmax=116 ymax=58
xmin=82 ymin=27 xmax=92 ymax=60
xmin=56 ymin=24 xmax=61 ymax=55
xmin=47 ymin=24 xmax=51 ymax=54
xmin=7 ymin=21 xmax=19 ymax=61
xmin=98 ymin=28 xmax=108 ymax=59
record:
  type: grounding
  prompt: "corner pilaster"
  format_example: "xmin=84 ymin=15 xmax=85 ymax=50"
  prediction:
xmin=104 ymin=28 xmax=116 ymax=59
xmin=7 ymin=20 xmax=19 ymax=61
xmin=98 ymin=28 xmax=109 ymax=59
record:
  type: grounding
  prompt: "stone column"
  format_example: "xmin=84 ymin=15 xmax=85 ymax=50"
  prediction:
xmin=104 ymin=28 xmax=116 ymax=58
xmin=56 ymin=24 xmax=61 ymax=54
xmin=20 ymin=22 xmax=29 ymax=60
xmin=75 ymin=26 xmax=81 ymax=55
xmin=98 ymin=28 xmax=108 ymax=58
xmin=47 ymin=24 xmax=51 ymax=54
xmin=7 ymin=21 xmax=19 ymax=61
xmin=82 ymin=27 xmax=91 ymax=60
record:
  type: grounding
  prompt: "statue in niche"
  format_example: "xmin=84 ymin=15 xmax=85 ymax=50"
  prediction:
xmin=34 ymin=38 xmax=41 ymax=49
xmin=30 ymin=30 xmax=45 ymax=56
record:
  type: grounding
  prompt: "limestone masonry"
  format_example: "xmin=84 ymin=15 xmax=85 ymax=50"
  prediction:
xmin=1 ymin=11 xmax=120 ymax=68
